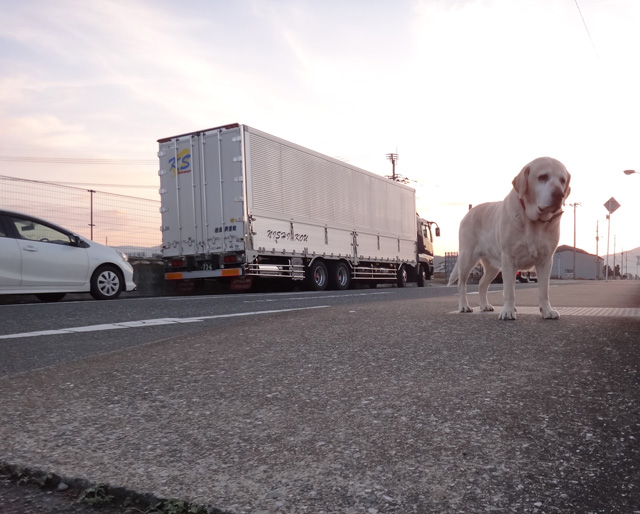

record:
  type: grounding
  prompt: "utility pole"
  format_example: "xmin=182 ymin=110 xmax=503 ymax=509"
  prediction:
xmin=89 ymin=189 xmax=96 ymax=240
xmin=595 ymin=221 xmax=600 ymax=279
xmin=386 ymin=153 xmax=399 ymax=181
xmin=570 ymin=203 xmax=581 ymax=279
xmin=614 ymin=234 xmax=616 ymax=278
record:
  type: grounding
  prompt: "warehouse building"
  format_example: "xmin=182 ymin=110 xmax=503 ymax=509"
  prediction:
xmin=552 ymin=245 xmax=603 ymax=280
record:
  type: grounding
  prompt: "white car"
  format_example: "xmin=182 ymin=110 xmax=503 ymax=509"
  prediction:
xmin=0 ymin=209 xmax=136 ymax=302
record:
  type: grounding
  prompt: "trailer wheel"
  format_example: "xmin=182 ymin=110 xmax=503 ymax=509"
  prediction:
xmin=396 ymin=265 xmax=408 ymax=288
xmin=330 ymin=261 xmax=351 ymax=290
xmin=417 ymin=264 xmax=427 ymax=287
xmin=307 ymin=260 xmax=328 ymax=291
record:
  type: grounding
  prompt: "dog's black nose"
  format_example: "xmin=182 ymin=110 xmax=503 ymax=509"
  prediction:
xmin=551 ymin=188 xmax=564 ymax=206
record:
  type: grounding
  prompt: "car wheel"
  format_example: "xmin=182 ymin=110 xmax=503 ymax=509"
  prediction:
xmin=35 ymin=293 xmax=66 ymax=302
xmin=90 ymin=265 xmax=124 ymax=300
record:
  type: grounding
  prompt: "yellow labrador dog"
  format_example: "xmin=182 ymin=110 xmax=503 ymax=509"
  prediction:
xmin=449 ymin=157 xmax=571 ymax=320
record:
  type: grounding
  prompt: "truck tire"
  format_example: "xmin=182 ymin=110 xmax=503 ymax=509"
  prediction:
xmin=417 ymin=264 xmax=427 ymax=287
xmin=330 ymin=261 xmax=351 ymax=290
xmin=307 ymin=260 xmax=328 ymax=291
xmin=396 ymin=265 xmax=408 ymax=288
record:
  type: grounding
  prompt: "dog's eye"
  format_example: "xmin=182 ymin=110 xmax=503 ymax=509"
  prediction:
xmin=560 ymin=177 xmax=566 ymax=185
xmin=538 ymin=174 xmax=549 ymax=182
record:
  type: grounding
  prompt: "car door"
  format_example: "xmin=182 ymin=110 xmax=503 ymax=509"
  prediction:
xmin=8 ymin=215 xmax=90 ymax=289
xmin=0 ymin=216 xmax=21 ymax=289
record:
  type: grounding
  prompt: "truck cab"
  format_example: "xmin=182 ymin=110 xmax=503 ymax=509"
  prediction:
xmin=415 ymin=217 xmax=440 ymax=286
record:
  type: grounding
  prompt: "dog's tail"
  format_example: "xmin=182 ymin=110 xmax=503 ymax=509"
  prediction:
xmin=447 ymin=261 xmax=459 ymax=286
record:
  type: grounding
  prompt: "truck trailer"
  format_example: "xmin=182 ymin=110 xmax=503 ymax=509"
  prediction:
xmin=158 ymin=123 xmax=439 ymax=291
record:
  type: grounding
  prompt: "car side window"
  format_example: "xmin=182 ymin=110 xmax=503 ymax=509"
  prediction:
xmin=9 ymin=216 xmax=74 ymax=245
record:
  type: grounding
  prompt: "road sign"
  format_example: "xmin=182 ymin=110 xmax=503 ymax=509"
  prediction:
xmin=604 ymin=197 xmax=621 ymax=214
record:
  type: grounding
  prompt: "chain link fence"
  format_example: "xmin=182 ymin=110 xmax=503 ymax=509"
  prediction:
xmin=0 ymin=175 xmax=160 ymax=256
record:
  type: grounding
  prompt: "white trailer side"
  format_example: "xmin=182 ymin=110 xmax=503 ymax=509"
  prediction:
xmin=243 ymin=126 xmax=417 ymax=266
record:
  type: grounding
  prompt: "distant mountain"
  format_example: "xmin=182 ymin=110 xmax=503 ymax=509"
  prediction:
xmin=112 ymin=245 xmax=162 ymax=258
xmin=436 ymin=245 xmax=640 ymax=278
xmin=601 ymin=246 xmax=640 ymax=277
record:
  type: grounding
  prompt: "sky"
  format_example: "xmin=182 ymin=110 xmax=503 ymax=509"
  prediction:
xmin=1 ymin=0 xmax=640 ymax=266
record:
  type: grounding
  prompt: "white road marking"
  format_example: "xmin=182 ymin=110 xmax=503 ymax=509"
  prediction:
xmin=0 ymin=306 xmax=329 ymax=340
xmin=464 ymin=285 xmax=557 ymax=295
xmin=449 ymin=306 xmax=640 ymax=317
xmin=166 ymin=290 xmax=391 ymax=301
xmin=243 ymin=292 xmax=391 ymax=303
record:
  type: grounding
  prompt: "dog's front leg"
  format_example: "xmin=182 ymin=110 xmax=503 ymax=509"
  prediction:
xmin=499 ymin=260 xmax=517 ymax=320
xmin=536 ymin=258 xmax=559 ymax=319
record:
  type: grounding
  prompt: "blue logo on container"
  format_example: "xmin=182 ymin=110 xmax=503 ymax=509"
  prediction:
xmin=169 ymin=149 xmax=191 ymax=175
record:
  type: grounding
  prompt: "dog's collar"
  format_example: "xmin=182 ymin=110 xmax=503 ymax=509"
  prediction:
xmin=520 ymin=198 xmax=563 ymax=223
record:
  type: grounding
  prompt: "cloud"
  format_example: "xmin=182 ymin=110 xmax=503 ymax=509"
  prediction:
xmin=0 ymin=115 xmax=89 ymax=150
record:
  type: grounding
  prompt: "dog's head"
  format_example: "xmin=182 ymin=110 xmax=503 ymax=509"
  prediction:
xmin=512 ymin=157 xmax=571 ymax=222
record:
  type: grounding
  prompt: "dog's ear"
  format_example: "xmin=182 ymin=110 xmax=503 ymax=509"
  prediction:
xmin=512 ymin=165 xmax=530 ymax=198
xmin=563 ymin=171 xmax=572 ymax=204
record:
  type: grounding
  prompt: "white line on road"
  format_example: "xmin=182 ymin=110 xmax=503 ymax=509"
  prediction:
xmin=164 ymin=291 xmax=393 ymax=303
xmin=0 ymin=306 xmax=329 ymax=341
xmin=243 ymin=291 xmax=391 ymax=303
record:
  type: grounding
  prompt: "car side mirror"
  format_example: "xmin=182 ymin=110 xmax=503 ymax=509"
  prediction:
xmin=435 ymin=227 xmax=440 ymax=237
xmin=72 ymin=235 xmax=89 ymax=248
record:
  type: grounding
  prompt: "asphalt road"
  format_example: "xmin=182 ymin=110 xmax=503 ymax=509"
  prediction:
xmin=0 ymin=283 xmax=463 ymax=377
xmin=0 ymin=280 xmax=639 ymax=513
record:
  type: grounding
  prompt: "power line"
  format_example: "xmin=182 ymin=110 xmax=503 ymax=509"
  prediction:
xmin=50 ymin=181 xmax=157 ymax=189
xmin=0 ymin=156 xmax=156 ymax=165
xmin=574 ymin=0 xmax=599 ymax=58
xmin=1 ymin=174 xmax=156 ymax=192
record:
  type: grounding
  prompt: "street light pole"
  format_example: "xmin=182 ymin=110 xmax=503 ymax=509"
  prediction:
xmin=569 ymin=203 xmax=581 ymax=279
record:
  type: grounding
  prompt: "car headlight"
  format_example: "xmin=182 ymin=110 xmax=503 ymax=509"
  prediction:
xmin=116 ymin=250 xmax=129 ymax=262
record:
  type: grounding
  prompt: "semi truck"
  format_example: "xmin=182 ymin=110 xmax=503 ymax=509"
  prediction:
xmin=158 ymin=123 xmax=439 ymax=291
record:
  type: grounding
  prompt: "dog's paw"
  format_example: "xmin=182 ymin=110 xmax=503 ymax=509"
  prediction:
xmin=499 ymin=308 xmax=517 ymax=320
xmin=480 ymin=304 xmax=494 ymax=312
xmin=541 ymin=308 xmax=560 ymax=319
xmin=459 ymin=306 xmax=473 ymax=313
